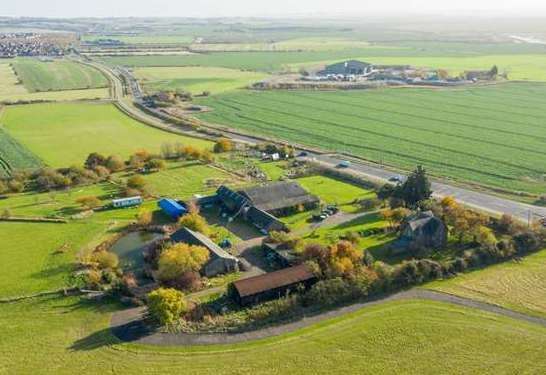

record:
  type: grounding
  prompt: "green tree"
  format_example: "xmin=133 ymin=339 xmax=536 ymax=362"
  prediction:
xmin=399 ymin=166 xmax=432 ymax=208
xmin=127 ymin=175 xmax=147 ymax=190
xmin=84 ymin=152 xmax=106 ymax=170
xmin=179 ymin=212 xmax=211 ymax=236
xmin=147 ymin=288 xmax=187 ymax=326
xmin=75 ymin=195 xmax=101 ymax=209
xmin=105 ymin=155 xmax=125 ymax=172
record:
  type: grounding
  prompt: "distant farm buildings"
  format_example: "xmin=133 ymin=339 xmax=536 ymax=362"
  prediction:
xmin=171 ymin=227 xmax=239 ymax=277
xmin=318 ymin=60 xmax=374 ymax=77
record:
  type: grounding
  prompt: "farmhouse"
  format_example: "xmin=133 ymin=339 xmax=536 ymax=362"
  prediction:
xmin=394 ymin=211 xmax=448 ymax=252
xmin=171 ymin=227 xmax=239 ymax=277
xmin=317 ymin=60 xmax=374 ymax=77
xmin=229 ymin=264 xmax=316 ymax=306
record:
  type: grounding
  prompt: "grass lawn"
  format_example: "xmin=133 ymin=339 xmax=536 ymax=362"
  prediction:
xmin=426 ymin=248 xmax=546 ymax=319
xmin=134 ymin=66 xmax=268 ymax=95
xmin=1 ymin=296 xmax=545 ymax=373
xmin=0 ymin=102 xmax=213 ymax=167
xmin=297 ymin=175 xmax=375 ymax=213
xmin=11 ymin=58 xmax=108 ymax=92
xmin=197 ymin=83 xmax=546 ymax=195
xmin=130 ymin=161 xmax=243 ymax=199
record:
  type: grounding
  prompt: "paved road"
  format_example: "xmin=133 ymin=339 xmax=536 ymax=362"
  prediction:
xmin=309 ymin=154 xmax=546 ymax=222
xmin=110 ymin=288 xmax=546 ymax=346
xmin=81 ymin=58 xmax=546 ymax=223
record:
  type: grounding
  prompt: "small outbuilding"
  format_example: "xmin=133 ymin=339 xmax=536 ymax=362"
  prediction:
xmin=229 ymin=264 xmax=316 ymax=306
xmin=112 ymin=196 xmax=143 ymax=209
xmin=171 ymin=227 xmax=239 ymax=277
xmin=395 ymin=211 xmax=448 ymax=252
xmin=158 ymin=198 xmax=187 ymax=220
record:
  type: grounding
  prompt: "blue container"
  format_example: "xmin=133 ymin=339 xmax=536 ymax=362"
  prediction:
xmin=158 ymin=198 xmax=187 ymax=219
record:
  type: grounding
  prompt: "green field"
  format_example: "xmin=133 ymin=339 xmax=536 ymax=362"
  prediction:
xmin=83 ymin=34 xmax=195 ymax=45
xmin=135 ymin=66 xmax=269 ymax=95
xmin=11 ymin=58 xmax=108 ymax=92
xmin=0 ymin=126 xmax=43 ymax=177
xmin=196 ymin=83 xmax=546 ymax=194
xmin=0 ymin=102 xmax=213 ymax=167
xmin=0 ymin=62 xmax=109 ymax=102
xmin=427 ymin=248 xmax=546 ymax=319
xmin=1 ymin=296 xmax=545 ymax=373
xmin=131 ymin=161 xmax=242 ymax=199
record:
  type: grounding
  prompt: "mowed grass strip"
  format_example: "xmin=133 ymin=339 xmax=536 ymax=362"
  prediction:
xmin=427 ymin=248 xmax=546 ymax=319
xmin=11 ymin=58 xmax=108 ymax=92
xmin=1 ymin=297 xmax=546 ymax=373
xmin=0 ymin=126 xmax=43 ymax=177
xmin=135 ymin=66 xmax=268 ymax=95
xmin=196 ymin=83 xmax=546 ymax=194
xmin=0 ymin=102 xmax=213 ymax=167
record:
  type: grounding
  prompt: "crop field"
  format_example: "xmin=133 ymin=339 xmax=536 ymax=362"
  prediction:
xmin=134 ymin=66 xmax=268 ymax=95
xmin=11 ymin=58 xmax=108 ymax=92
xmin=82 ymin=34 xmax=194 ymax=45
xmin=196 ymin=83 xmax=546 ymax=194
xmin=427 ymin=248 xmax=546 ymax=319
xmin=1 ymin=296 xmax=546 ymax=374
xmin=0 ymin=103 xmax=213 ymax=167
xmin=0 ymin=126 xmax=43 ymax=177
xmin=0 ymin=62 xmax=109 ymax=102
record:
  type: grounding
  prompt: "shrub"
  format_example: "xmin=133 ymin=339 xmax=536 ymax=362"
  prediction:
xmin=0 ymin=180 xmax=7 ymax=194
xmin=157 ymin=243 xmax=210 ymax=283
xmin=91 ymin=251 xmax=119 ymax=270
xmin=84 ymin=152 xmax=106 ymax=170
xmin=359 ymin=198 xmax=381 ymax=211
xmin=127 ymin=175 xmax=147 ymax=190
xmin=179 ymin=212 xmax=210 ymax=236
xmin=75 ymin=195 xmax=101 ymax=210
xmin=85 ymin=269 xmax=102 ymax=289
xmin=213 ymin=138 xmax=234 ymax=153
xmin=105 ymin=155 xmax=125 ymax=172
xmin=136 ymin=209 xmax=153 ymax=226
xmin=146 ymin=158 xmax=166 ymax=171
xmin=513 ymin=231 xmax=541 ymax=254
xmin=173 ymin=271 xmax=203 ymax=292
xmin=147 ymin=288 xmax=187 ymax=326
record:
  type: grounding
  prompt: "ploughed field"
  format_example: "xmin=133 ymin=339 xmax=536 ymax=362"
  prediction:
xmin=196 ymin=82 xmax=546 ymax=194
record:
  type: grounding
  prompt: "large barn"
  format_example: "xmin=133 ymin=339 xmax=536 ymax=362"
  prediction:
xmin=171 ymin=227 xmax=239 ymax=277
xmin=317 ymin=60 xmax=374 ymax=77
xmin=229 ymin=264 xmax=317 ymax=306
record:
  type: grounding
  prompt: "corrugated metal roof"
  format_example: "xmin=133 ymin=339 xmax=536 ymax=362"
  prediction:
xmin=239 ymin=182 xmax=319 ymax=213
xmin=171 ymin=227 xmax=236 ymax=261
xmin=232 ymin=264 xmax=315 ymax=298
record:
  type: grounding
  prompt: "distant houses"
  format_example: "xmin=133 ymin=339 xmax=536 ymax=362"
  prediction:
xmin=171 ymin=227 xmax=239 ymax=277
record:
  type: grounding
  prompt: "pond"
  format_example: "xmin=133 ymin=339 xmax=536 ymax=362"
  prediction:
xmin=111 ymin=231 xmax=163 ymax=279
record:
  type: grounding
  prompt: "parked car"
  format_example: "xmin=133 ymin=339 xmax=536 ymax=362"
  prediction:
xmin=297 ymin=151 xmax=308 ymax=157
xmin=337 ymin=161 xmax=351 ymax=168
xmin=388 ymin=175 xmax=405 ymax=184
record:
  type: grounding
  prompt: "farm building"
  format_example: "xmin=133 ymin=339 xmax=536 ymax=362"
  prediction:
xmin=171 ymin=227 xmax=239 ymax=277
xmin=229 ymin=264 xmax=316 ymax=306
xmin=238 ymin=181 xmax=320 ymax=216
xmin=394 ymin=211 xmax=448 ymax=253
xmin=263 ymin=242 xmax=298 ymax=268
xmin=112 ymin=196 xmax=143 ymax=208
xmin=317 ymin=60 xmax=374 ymax=77
xmin=158 ymin=198 xmax=187 ymax=219
xmin=245 ymin=206 xmax=287 ymax=233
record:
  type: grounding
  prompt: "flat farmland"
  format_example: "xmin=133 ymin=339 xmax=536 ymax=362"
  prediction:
xmin=0 ymin=103 xmax=213 ymax=167
xmin=12 ymin=58 xmax=108 ymax=92
xmin=0 ymin=126 xmax=42 ymax=177
xmin=2 ymin=297 xmax=546 ymax=373
xmin=196 ymin=82 xmax=546 ymax=194
xmin=134 ymin=66 xmax=268 ymax=95
xmin=427 ymin=248 xmax=546 ymax=319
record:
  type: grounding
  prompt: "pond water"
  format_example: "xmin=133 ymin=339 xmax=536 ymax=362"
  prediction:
xmin=111 ymin=231 xmax=163 ymax=278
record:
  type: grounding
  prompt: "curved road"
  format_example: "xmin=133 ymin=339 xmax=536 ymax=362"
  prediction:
xmin=80 ymin=58 xmax=546 ymax=223
xmin=110 ymin=289 xmax=546 ymax=346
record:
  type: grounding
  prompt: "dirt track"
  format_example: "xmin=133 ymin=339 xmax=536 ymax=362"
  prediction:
xmin=110 ymin=289 xmax=546 ymax=346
